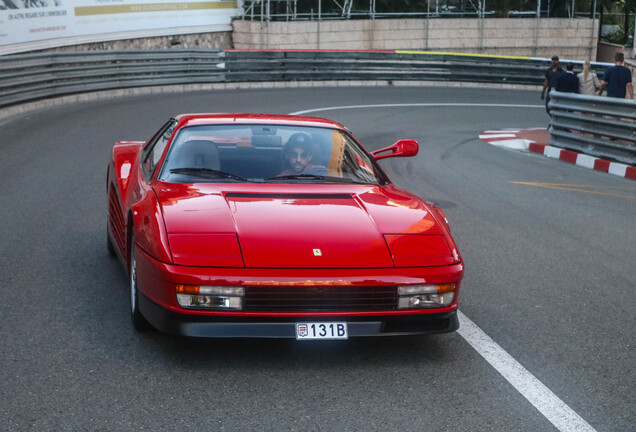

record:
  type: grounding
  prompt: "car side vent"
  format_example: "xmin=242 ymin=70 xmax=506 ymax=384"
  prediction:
xmin=108 ymin=186 xmax=126 ymax=253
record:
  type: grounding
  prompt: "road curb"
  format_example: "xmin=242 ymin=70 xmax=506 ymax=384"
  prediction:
xmin=479 ymin=128 xmax=636 ymax=181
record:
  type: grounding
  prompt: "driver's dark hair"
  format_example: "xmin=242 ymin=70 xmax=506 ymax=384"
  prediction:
xmin=284 ymin=133 xmax=313 ymax=154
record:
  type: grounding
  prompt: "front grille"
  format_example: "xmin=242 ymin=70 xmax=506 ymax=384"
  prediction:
xmin=243 ymin=285 xmax=399 ymax=312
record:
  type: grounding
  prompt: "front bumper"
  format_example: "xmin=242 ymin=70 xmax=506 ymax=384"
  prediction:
xmin=139 ymin=293 xmax=459 ymax=338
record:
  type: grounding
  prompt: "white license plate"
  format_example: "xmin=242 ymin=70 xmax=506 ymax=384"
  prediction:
xmin=296 ymin=322 xmax=348 ymax=340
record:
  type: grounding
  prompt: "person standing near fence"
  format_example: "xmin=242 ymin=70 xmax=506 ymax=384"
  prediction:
xmin=577 ymin=60 xmax=600 ymax=95
xmin=555 ymin=62 xmax=579 ymax=93
xmin=541 ymin=55 xmax=563 ymax=115
xmin=598 ymin=52 xmax=634 ymax=99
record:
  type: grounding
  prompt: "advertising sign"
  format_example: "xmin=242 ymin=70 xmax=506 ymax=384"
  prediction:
xmin=0 ymin=1 xmax=241 ymax=54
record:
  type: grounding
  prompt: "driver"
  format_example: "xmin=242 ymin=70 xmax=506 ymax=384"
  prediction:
xmin=279 ymin=133 xmax=327 ymax=176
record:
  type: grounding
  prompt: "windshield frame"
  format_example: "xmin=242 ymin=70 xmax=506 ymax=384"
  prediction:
xmin=155 ymin=123 xmax=391 ymax=186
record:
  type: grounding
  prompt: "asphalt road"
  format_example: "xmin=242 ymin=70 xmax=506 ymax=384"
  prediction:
xmin=0 ymin=86 xmax=634 ymax=431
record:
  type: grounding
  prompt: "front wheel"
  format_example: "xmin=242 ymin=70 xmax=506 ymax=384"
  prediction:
xmin=129 ymin=234 xmax=152 ymax=331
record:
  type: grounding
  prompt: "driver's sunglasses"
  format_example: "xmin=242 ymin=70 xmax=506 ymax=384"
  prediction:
xmin=287 ymin=149 xmax=311 ymax=160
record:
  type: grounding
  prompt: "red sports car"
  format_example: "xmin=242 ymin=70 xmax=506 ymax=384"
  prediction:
xmin=107 ymin=114 xmax=463 ymax=339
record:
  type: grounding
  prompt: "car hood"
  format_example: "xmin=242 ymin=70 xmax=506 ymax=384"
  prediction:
xmin=155 ymin=184 xmax=455 ymax=268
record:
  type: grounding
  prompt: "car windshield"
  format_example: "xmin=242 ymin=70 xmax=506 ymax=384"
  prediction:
xmin=157 ymin=124 xmax=386 ymax=184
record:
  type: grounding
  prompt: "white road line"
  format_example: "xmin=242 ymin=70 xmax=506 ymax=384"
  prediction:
xmin=290 ymin=103 xmax=543 ymax=116
xmin=478 ymin=133 xmax=518 ymax=139
xmin=288 ymin=103 xmax=597 ymax=431
xmin=458 ymin=311 xmax=597 ymax=432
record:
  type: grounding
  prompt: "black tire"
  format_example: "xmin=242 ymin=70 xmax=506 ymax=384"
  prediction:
xmin=129 ymin=234 xmax=152 ymax=331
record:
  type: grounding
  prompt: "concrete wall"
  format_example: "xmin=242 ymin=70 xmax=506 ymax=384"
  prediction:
xmin=18 ymin=17 xmax=599 ymax=61
xmin=33 ymin=31 xmax=233 ymax=52
xmin=233 ymin=18 xmax=599 ymax=60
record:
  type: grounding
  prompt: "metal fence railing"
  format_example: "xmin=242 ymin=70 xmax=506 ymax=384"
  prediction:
xmin=0 ymin=50 xmax=227 ymax=108
xmin=2 ymin=49 xmax=633 ymax=166
xmin=548 ymin=91 xmax=636 ymax=165
xmin=222 ymin=50 xmax=555 ymax=83
xmin=1 ymin=49 xmax=609 ymax=110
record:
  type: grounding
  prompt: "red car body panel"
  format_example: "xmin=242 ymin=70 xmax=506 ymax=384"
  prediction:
xmin=134 ymin=245 xmax=463 ymax=317
xmin=107 ymin=114 xmax=465 ymax=338
xmin=154 ymin=183 xmax=455 ymax=269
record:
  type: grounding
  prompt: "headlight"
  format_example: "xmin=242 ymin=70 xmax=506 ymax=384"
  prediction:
xmin=176 ymin=285 xmax=244 ymax=310
xmin=397 ymin=283 xmax=455 ymax=309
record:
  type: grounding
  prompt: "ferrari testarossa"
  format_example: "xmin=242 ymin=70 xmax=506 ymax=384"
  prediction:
xmin=107 ymin=114 xmax=464 ymax=339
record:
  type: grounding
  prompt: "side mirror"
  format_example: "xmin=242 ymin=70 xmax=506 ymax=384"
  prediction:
xmin=371 ymin=139 xmax=419 ymax=161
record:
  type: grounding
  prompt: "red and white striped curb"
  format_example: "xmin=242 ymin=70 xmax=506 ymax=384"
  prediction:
xmin=479 ymin=129 xmax=538 ymax=151
xmin=479 ymin=128 xmax=636 ymax=181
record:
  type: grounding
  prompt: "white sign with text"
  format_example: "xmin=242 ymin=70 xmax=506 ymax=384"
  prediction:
xmin=0 ymin=0 xmax=241 ymax=52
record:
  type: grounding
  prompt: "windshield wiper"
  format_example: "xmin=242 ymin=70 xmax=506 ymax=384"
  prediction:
xmin=266 ymin=174 xmax=376 ymax=185
xmin=266 ymin=174 xmax=332 ymax=181
xmin=170 ymin=167 xmax=248 ymax=182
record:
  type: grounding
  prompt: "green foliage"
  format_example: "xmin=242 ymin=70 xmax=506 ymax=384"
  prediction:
xmin=603 ymin=28 xmax=627 ymax=44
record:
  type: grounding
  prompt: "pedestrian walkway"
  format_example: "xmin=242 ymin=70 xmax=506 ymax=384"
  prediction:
xmin=479 ymin=128 xmax=636 ymax=181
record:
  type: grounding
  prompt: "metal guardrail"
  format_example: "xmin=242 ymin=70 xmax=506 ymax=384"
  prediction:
xmin=2 ymin=49 xmax=631 ymax=166
xmin=2 ymin=49 xmax=608 ymax=110
xmin=548 ymin=91 xmax=636 ymax=165
xmin=0 ymin=50 xmax=227 ymax=108
xmin=222 ymin=50 xmax=552 ymax=84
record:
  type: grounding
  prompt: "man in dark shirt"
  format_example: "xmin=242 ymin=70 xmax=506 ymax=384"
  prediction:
xmin=599 ymin=52 xmax=633 ymax=98
xmin=541 ymin=55 xmax=564 ymax=114
xmin=555 ymin=62 xmax=579 ymax=93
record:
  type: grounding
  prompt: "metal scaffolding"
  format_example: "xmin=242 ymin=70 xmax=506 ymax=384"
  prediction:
xmin=241 ymin=0 xmax=599 ymax=60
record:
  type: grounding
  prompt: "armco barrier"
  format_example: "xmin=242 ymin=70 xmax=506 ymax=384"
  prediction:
xmin=548 ymin=91 xmax=636 ymax=166
xmin=2 ymin=49 xmax=632 ymax=167
xmin=0 ymin=49 xmax=608 ymax=109
xmin=221 ymin=50 xmax=549 ymax=84
xmin=0 ymin=50 xmax=226 ymax=108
